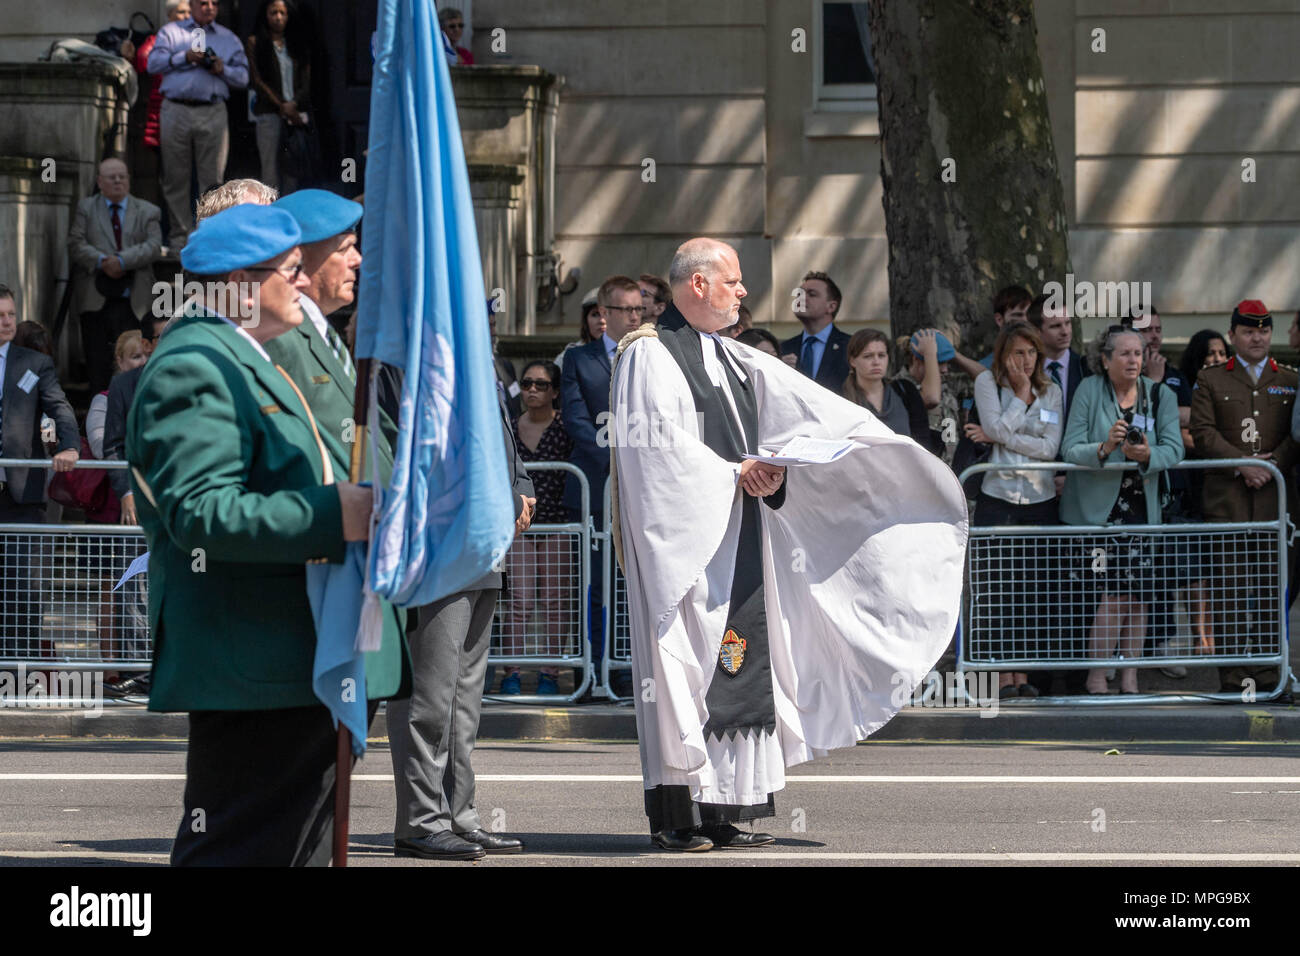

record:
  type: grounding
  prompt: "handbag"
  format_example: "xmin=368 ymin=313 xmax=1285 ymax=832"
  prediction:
xmin=950 ymin=399 xmax=991 ymax=497
xmin=48 ymin=438 xmax=119 ymax=523
xmin=94 ymin=11 xmax=156 ymax=55
xmin=280 ymin=119 xmax=323 ymax=187
xmin=94 ymin=269 xmax=134 ymax=300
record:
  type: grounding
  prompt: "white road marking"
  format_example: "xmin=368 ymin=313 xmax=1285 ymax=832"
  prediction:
xmin=443 ymin=852 xmax=1300 ymax=862
xmin=5 ymin=849 xmax=1300 ymax=863
xmin=0 ymin=774 xmax=187 ymax=780
xmin=8 ymin=773 xmax=1300 ymax=784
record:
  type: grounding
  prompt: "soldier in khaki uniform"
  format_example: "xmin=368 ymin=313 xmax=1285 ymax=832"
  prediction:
xmin=1189 ymin=300 xmax=1297 ymax=693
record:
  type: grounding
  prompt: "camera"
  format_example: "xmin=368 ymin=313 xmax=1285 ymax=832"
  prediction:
xmin=1125 ymin=424 xmax=1144 ymax=444
xmin=201 ymin=49 xmax=217 ymax=68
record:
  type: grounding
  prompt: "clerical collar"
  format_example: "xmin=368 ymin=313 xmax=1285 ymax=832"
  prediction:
xmin=697 ymin=330 xmax=747 ymax=387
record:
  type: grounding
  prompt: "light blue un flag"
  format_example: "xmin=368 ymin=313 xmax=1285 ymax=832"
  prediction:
xmin=356 ymin=0 xmax=515 ymax=607
xmin=309 ymin=0 xmax=514 ymax=754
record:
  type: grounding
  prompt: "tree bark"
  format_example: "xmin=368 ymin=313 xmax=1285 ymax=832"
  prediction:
xmin=867 ymin=0 xmax=1070 ymax=357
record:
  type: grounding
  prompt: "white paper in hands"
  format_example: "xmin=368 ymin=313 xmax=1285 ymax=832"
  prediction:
xmin=743 ymin=435 xmax=857 ymax=466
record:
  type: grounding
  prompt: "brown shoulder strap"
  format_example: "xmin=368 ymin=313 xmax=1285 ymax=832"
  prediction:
xmin=274 ymin=364 xmax=335 ymax=486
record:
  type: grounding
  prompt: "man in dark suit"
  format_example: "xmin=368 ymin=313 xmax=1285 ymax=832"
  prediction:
xmin=389 ymin=387 xmax=535 ymax=861
xmin=67 ymin=157 xmax=162 ymax=394
xmin=780 ymin=270 xmax=851 ymax=393
xmin=560 ymin=274 xmax=645 ymax=689
xmin=126 ymin=205 xmax=400 ymax=866
xmin=1028 ymin=297 xmax=1089 ymax=423
xmin=0 ymin=284 xmax=80 ymax=659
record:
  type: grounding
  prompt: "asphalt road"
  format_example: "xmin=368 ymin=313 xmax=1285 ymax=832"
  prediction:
xmin=4 ymin=737 xmax=1300 ymax=867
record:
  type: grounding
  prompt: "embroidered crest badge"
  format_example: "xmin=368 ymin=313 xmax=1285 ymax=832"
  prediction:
xmin=719 ymin=628 xmax=746 ymax=675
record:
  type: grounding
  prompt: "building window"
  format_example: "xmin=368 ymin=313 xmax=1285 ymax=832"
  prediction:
xmin=815 ymin=1 xmax=876 ymax=112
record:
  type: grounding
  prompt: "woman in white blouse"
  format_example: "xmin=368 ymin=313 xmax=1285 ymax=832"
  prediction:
xmin=963 ymin=321 xmax=1063 ymax=699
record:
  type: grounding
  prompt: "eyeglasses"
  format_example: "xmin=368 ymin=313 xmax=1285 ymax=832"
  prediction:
xmin=519 ymin=378 xmax=553 ymax=391
xmin=245 ymin=262 xmax=304 ymax=282
xmin=445 ymin=21 xmax=464 ymax=28
xmin=605 ymin=305 xmax=645 ymax=315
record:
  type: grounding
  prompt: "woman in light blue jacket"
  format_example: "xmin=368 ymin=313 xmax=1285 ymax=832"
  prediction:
xmin=1059 ymin=328 xmax=1184 ymax=694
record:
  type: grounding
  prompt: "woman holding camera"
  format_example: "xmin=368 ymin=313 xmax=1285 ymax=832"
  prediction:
xmin=1060 ymin=328 xmax=1184 ymax=694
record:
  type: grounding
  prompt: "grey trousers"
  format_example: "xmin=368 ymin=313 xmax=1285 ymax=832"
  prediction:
xmin=159 ymin=98 xmax=229 ymax=248
xmin=388 ymin=587 xmax=498 ymax=839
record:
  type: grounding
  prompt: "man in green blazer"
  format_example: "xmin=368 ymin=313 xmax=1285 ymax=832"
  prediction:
xmin=127 ymin=204 xmax=397 ymax=866
xmin=267 ymin=189 xmax=405 ymax=696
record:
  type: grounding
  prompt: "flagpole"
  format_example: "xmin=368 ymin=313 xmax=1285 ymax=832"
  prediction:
xmin=334 ymin=356 xmax=373 ymax=867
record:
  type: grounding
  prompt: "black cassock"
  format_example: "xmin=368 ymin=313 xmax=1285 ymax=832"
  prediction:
xmin=642 ymin=305 xmax=787 ymax=833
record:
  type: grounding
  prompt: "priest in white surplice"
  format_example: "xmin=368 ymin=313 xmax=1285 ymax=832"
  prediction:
xmin=610 ymin=238 xmax=969 ymax=852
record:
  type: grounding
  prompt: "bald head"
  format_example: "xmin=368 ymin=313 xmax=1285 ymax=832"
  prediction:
xmin=667 ymin=237 xmax=746 ymax=333
xmin=667 ymin=238 xmax=732 ymax=289
xmin=97 ymin=158 xmax=130 ymax=202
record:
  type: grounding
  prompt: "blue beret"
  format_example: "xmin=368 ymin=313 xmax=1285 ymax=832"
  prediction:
xmin=181 ymin=205 xmax=302 ymax=274
xmin=910 ymin=331 xmax=956 ymax=363
xmin=273 ymin=189 xmax=363 ymax=244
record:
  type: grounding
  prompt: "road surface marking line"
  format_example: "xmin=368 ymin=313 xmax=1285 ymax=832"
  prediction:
xmin=10 ymin=773 xmax=1300 ymax=784
xmin=6 ymin=850 xmax=1300 ymax=863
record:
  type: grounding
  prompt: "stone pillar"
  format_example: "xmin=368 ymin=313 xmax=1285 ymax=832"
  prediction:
xmin=468 ymin=163 xmax=525 ymax=329
xmin=0 ymin=61 xmax=135 ymax=376
xmin=451 ymin=65 xmax=562 ymax=336
xmin=0 ymin=157 xmax=78 ymax=332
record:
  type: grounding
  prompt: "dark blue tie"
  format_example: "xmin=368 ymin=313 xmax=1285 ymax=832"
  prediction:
xmin=799 ymin=337 xmax=816 ymax=377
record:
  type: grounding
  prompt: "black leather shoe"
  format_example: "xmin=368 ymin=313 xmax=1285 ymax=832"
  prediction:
xmin=650 ymin=828 xmax=713 ymax=852
xmin=700 ymin=824 xmax=775 ymax=848
xmin=459 ymin=829 xmax=524 ymax=854
xmin=610 ymin=674 xmax=635 ymax=698
xmin=104 ymin=674 xmax=152 ymax=699
xmin=394 ymin=831 xmax=486 ymax=861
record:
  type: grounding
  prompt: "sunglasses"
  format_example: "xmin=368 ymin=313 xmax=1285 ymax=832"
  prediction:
xmin=519 ymin=378 xmax=553 ymax=390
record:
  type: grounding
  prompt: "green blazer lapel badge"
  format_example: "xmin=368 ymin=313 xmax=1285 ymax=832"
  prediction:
xmin=311 ymin=374 xmax=331 ymax=385
xmin=260 ymin=404 xmax=281 ymax=414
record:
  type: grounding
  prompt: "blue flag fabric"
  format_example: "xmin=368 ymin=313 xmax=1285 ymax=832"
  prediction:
xmin=307 ymin=547 xmax=370 ymax=756
xmin=355 ymin=0 xmax=515 ymax=608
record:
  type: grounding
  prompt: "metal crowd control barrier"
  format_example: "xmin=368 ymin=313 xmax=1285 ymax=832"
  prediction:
xmin=0 ymin=460 xmax=595 ymax=706
xmin=0 ymin=461 xmax=150 ymax=694
xmin=956 ymin=458 xmax=1292 ymax=704
xmin=601 ymin=475 xmax=633 ymax=701
xmin=484 ymin=461 xmax=592 ymax=703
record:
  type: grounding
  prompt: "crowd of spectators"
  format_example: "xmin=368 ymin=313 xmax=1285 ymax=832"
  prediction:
xmin=494 ymin=254 xmax=1298 ymax=699
xmin=1 ymin=2 xmax=1290 ymax=702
